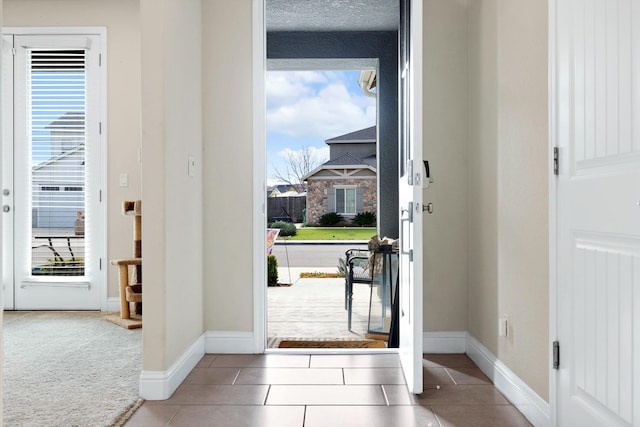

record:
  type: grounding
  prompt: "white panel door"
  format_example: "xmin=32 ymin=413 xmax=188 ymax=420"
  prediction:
xmin=553 ymin=0 xmax=640 ymax=425
xmin=398 ymin=0 xmax=424 ymax=395
xmin=3 ymin=33 xmax=104 ymax=310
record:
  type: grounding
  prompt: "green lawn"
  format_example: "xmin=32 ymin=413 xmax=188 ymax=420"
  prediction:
xmin=281 ymin=227 xmax=376 ymax=241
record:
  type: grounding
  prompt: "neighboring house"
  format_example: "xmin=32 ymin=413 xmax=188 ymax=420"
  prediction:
xmin=48 ymin=112 xmax=85 ymax=157
xmin=32 ymin=112 xmax=86 ymax=229
xmin=32 ymin=145 xmax=85 ymax=229
xmin=303 ymin=126 xmax=377 ymax=224
xmin=267 ymin=184 xmax=303 ymax=198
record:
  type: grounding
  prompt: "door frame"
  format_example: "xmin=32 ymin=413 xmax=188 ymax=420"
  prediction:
xmin=1 ymin=27 xmax=108 ymax=311
xmin=251 ymin=0 xmax=423 ymax=362
xmin=252 ymin=0 xmax=267 ymax=352
xmin=548 ymin=0 xmax=558 ymax=421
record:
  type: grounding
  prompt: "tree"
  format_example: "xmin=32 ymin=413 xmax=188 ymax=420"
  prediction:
xmin=272 ymin=146 xmax=326 ymax=187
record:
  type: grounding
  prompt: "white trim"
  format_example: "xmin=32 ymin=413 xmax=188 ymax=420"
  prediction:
xmin=267 ymin=348 xmax=398 ymax=355
xmin=252 ymin=0 xmax=267 ymax=354
xmin=466 ymin=334 xmax=551 ymax=427
xmin=104 ymin=297 xmax=121 ymax=313
xmin=98 ymin=28 xmax=109 ymax=314
xmin=423 ymin=331 xmax=467 ymax=353
xmin=139 ymin=333 xmax=205 ymax=400
xmin=2 ymin=27 xmax=106 ymax=36
xmin=205 ymin=331 xmax=255 ymax=354
xmin=548 ymin=0 xmax=559 ymax=425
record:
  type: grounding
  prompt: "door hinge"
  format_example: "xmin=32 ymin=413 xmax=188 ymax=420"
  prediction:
xmin=553 ymin=341 xmax=560 ymax=369
xmin=11 ymin=47 xmax=16 ymax=55
xmin=99 ymin=122 xmax=102 ymax=135
xmin=99 ymin=53 xmax=102 ymax=66
xmin=99 ymin=190 xmax=102 ymax=202
xmin=553 ymin=147 xmax=559 ymax=175
xmin=99 ymin=258 xmax=102 ymax=271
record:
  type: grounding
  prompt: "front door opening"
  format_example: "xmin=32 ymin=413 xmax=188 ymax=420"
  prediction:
xmin=265 ymin=67 xmax=387 ymax=348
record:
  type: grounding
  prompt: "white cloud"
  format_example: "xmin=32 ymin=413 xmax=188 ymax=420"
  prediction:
xmin=266 ymin=71 xmax=328 ymax=110
xmin=266 ymin=71 xmax=376 ymax=140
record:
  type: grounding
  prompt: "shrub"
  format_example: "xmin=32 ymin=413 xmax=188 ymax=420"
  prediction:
xmin=352 ymin=211 xmax=376 ymax=227
xmin=270 ymin=221 xmax=297 ymax=237
xmin=319 ymin=212 xmax=343 ymax=226
xmin=267 ymin=254 xmax=279 ymax=286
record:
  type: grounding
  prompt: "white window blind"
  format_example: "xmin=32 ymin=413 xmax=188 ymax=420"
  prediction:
xmin=29 ymin=49 xmax=87 ymax=276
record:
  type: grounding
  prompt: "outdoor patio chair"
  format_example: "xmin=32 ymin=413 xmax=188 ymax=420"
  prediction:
xmin=344 ymin=248 xmax=374 ymax=331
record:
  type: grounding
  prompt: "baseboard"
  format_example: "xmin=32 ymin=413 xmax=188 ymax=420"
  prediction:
xmin=205 ymin=331 xmax=255 ymax=354
xmin=103 ymin=297 xmax=120 ymax=313
xmin=466 ymin=334 xmax=551 ymax=427
xmin=139 ymin=333 xmax=205 ymax=400
xmin=423 ymin=331 xmax=467 ymax=353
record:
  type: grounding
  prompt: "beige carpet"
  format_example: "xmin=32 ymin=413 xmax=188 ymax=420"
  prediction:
xmin=3 ymin=311 xmax=142 ymax=426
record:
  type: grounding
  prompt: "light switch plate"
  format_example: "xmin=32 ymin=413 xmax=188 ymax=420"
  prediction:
xmin=119 ymin=173 xmax=128 ymax=187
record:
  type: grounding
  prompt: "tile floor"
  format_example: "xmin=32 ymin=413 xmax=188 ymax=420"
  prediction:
xmin=126 ymin=353 xmax=532 ymax=427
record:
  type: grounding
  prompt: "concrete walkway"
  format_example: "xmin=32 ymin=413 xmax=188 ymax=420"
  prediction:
xmin=267 ymin=267 xmax=381 ymax=346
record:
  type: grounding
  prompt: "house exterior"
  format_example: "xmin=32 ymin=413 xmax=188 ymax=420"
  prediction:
xmin=32 ymin=113 xmax=86 ymax=229
xmin=31 ymin=145 xmax=85 ymax=229
xmin=304 ymin=126 xmax=377 ymax=225
xmin=267 ymin=184 xmax=304 ymax=198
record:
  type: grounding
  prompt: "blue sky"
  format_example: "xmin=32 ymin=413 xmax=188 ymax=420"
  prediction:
xmin=266 ymin=70 xmax=376 ymax=185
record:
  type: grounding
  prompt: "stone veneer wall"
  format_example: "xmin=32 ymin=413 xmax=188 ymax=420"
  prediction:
xmin=306 ymin=178 xmax=377 ymax=225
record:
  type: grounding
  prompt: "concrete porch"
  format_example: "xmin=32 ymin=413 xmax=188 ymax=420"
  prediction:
xmin=268 ymin=267 xmax=386 ymax=347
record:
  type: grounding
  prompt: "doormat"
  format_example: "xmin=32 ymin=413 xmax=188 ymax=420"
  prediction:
xmin=278 ymin=339 xmax=386 ymax=349
xmin=105 ymin=313 xmax=142 ymax=330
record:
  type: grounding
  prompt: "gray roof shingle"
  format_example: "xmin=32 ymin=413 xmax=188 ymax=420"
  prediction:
xmin=325 ymin=125 xmax=376 ymax=144
xmin=324 ymin=152 xmax=376 ymax=167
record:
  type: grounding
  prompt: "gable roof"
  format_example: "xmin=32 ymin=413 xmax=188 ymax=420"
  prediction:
xmin=324 ymin=152 xmax=373 ymax=167
xmin=33 ymin=144 xmax=85 ymax=171
xmin=325 ymin=125 xmax=376 ymax=144
xmin=303 ymin=152 xmax=377 ymax=180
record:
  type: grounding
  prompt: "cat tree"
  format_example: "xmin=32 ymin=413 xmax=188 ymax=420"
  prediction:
xmin=111 ymin=200 xmax=142 ymax=322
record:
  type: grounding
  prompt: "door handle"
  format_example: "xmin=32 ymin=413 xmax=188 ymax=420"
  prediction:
xmin=400 ymin=202 xmax=413 ymax=256
xmin=2 ymin=205 xmax=9 ymax=213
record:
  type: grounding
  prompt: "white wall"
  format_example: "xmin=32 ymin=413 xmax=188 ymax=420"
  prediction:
xmin=202 ymin=0 xmax=255 ymax=333
xmin=140 ymin=0 xmax=203 ymax=370
xmin=467 ymin=0 xmax=549 ymax=400
xmin=422 ymin=0 xmax=469 ymax=332
xmin=3 ymin=0 xmax=142 ymax=301
xmin=467 ymin=0 xmax=500 ymax=372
